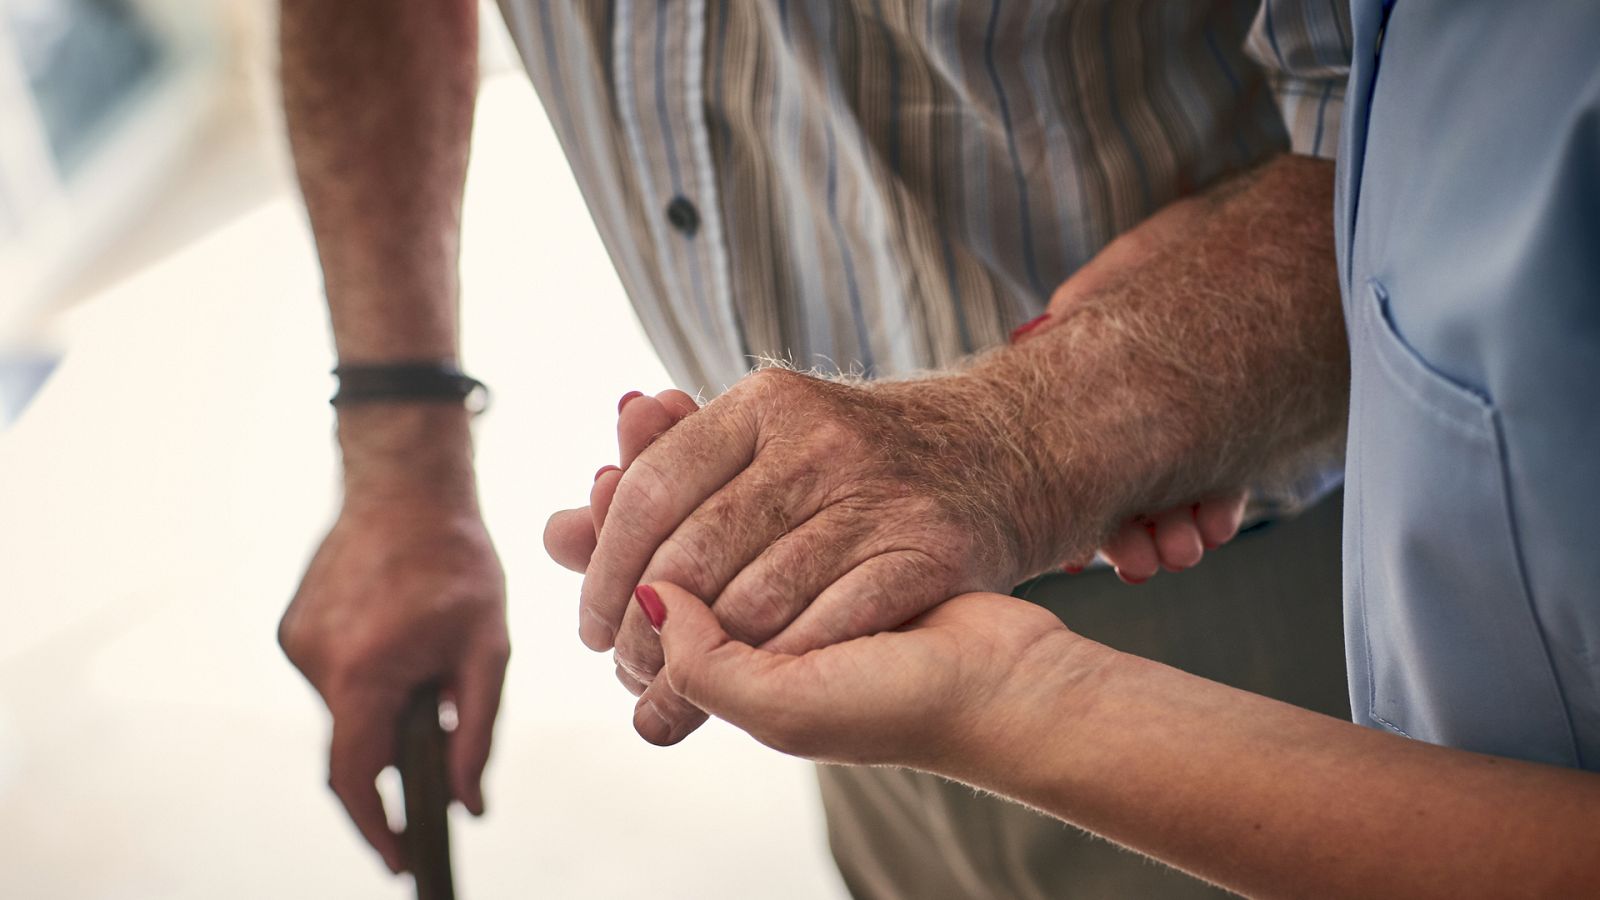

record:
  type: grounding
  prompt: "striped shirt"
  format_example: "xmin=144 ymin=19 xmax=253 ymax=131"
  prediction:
xmin=494 ymin=0 xmax=1351 ymax=396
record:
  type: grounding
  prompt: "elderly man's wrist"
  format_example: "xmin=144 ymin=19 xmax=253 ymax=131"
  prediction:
xmin=882 ymin=365 xmax=1108 ymax=579
xmin=862 ymin=373 xmax=1046 ymax=577
xmin=336 ymin=403 xmax=480 ymax=510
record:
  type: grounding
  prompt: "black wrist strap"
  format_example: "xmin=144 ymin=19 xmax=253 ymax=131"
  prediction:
xmin=331 ymin=362 xmax=490 ymax=414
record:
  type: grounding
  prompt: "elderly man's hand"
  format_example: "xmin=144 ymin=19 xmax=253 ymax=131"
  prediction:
xmin=546 ymin=386 xmax=1246 ymax=743
xmin=569 ymin=368 xmax=1052 ymax=744
xmin=280 ymin=408 xmax=508 ymax=874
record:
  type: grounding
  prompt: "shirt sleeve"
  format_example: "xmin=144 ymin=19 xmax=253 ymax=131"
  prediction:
xmin=1245 ymin=0 xmax=1354 ymax=160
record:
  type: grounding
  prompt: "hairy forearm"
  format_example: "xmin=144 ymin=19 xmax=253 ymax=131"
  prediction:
xmin=280 ymin=0 xmax=480 ymax=501
xmin=930 ymin=155 xmax=1348 ymax=572
xmin=958 ymin=636 xmax=1600 ymax=898
xmin=281 ymin=0 xmax=478 ymax=362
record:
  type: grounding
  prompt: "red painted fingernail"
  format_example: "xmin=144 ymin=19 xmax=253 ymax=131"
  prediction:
xmin=1009 ymin=312 xmax=1053 ymax=344
xmin=1115 ymin=568 xmax=1147 ymax=586
xmin=618 ymin=390 xmax=645 ymax=413
xmin=1062 ymin=564 xmax=1084 ymax=574
xmin=634 ymin=584 xmax=666 ymax=631
xmin=595 ymin=464 xmax=620 ymax=482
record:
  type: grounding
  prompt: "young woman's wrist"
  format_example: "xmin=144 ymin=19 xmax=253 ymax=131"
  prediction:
xmin=938 ymin=631 xmax=1124 ymax=796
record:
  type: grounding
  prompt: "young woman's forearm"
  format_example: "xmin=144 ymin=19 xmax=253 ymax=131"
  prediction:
xmin=961 ymin=636 xmax=1600 ymax=898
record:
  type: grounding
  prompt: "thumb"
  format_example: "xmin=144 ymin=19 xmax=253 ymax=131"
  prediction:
xmin=636 ymin=582 xmax=785 ymax=728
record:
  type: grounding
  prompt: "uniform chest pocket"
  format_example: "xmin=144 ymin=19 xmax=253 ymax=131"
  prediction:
xmin=1346 ymin=280 xmax=1576 ymax=765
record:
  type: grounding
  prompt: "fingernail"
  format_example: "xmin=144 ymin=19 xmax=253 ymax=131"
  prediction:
xmin=1115 ymin=568 xmax=1147 ymax=586
xmin=634 ymin=584 xmax=666 ymax=631
xmin=1009 ymin=312 xmax=1052 ymax=343
xmin=595 ymin=464 xmax=620 ymax=482
xmin=618 ymin=390 xmax=645 ymax=413
xmin=1062 ymin=564 xmax=1084 ymax=574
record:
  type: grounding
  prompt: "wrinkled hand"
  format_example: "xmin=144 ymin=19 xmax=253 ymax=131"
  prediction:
xmin=549 ymin=389 xmax=1244 ymax=585
xmin=545 ymin=374 xmax=1245 ymax=748
xmin=280 ymin=500 xmax=508 ymax=874
xmin=641 ymin=581 xmax=1095 ymax=772
xmin=571 ymin=369 xmax=1048 ymax=746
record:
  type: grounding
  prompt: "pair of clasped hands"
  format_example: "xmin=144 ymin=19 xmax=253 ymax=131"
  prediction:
xmin=543 ymin=374 xmax=1247 ymax=764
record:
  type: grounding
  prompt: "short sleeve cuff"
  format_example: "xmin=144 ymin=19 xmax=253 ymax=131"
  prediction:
xmin=1265 ymin=73 xmax=1345 ymax=160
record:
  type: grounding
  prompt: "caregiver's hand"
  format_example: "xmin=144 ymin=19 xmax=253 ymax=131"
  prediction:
xmin=640 ymin=581 xmax=1102 ymax=771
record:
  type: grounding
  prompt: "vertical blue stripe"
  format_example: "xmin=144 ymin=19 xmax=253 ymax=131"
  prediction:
xmin=1262 ymin=1 xmax=1288 ymax=67
xmin=713 ymin=0 xmax=732 ymax=155
xmin=1311 ymin=80 xmax=1332 ymax=157
xmin=653 ymin=0 xmax=685 ymax=193
xmin=921 ymin=0 xmax=970 ymax=351
xmin=1018 ymin=0 xmax=1083 ymax=286
xmin=1329 ymin=0 xmax=1352 ymax=58
xmin=825 ymin=123 xmax=874 ymax=375
xmin=1100 ymin=9 xmax=1153 ymax=211
xmin=1039 ymin=6 xmax=1098 ymax=273
xmin=1204 ymin=24 xmax=1242 ymax=93
xmin=867 ymin=0 xmax=902 ymax=174
xmin=534 ymin=2 xmax=580 ymax=141
xmin=653 ymin=0 xmax=714 ymax=337
xmin=816 ymin=1 xmax=874 ymax=375
xmin=983 ymin=0 xmax=1044 ymax=298
xmin=773 ymin=0 xmax=821 ymax=366
xmin=1203 ymin=23 xmax=1252 ymax=166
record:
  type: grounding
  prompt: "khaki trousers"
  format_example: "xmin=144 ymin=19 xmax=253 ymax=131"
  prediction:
xmin=818 ymin=492 xmax=1349 ymax=900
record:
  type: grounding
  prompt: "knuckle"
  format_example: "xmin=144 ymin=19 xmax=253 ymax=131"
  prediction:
xmin=652 ymin=531 xmax=723 ymax=598
xmin=614 ymin=629 xmax=664 ymax=680
xmin=276 ymin=610 xmax=303 ymax=658
xmin=326 ymin=768 xmax=358 ymax=801
xmin=852 ymin=552 xmax=941 ymax=633
xmin=664 ymin=656 xmax=703 ymax=703
xmin=744 ymin=365 xmax=806 ymax=396
xmin=807 ymin=417 xmax=857 ymax=452
xmin=717 ymin=582 xmax=792 ymax=645
xmin=328 ymin=627 xmax=384 ymax=673
xmin=478 ymin=635 xmax=512 ymax=669
xmin=611 ymin=457 xmax=679 ymax=538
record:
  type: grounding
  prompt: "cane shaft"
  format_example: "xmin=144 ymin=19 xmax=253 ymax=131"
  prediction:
xmin=398 ymin=684 xmax=455 ymax=900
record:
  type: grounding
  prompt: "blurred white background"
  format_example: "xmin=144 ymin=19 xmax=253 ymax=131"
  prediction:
xmin=0 ymin=2 xmax=847 ymax=897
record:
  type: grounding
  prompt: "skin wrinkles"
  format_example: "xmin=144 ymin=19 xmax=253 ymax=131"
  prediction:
xmin=579 ymin=156 xmax=1345 ymax=750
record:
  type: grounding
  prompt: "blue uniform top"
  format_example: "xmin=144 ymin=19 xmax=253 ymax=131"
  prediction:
xmin=1337 ymin=0 xmax=1600 ymax=769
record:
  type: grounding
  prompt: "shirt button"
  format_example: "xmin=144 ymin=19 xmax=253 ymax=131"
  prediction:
xmin=666 ymin=195 xmax=700 ymax=237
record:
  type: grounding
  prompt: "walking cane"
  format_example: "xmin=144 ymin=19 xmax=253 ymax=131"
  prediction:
xmin=398 ymin=683 xmax=456 ymax=900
